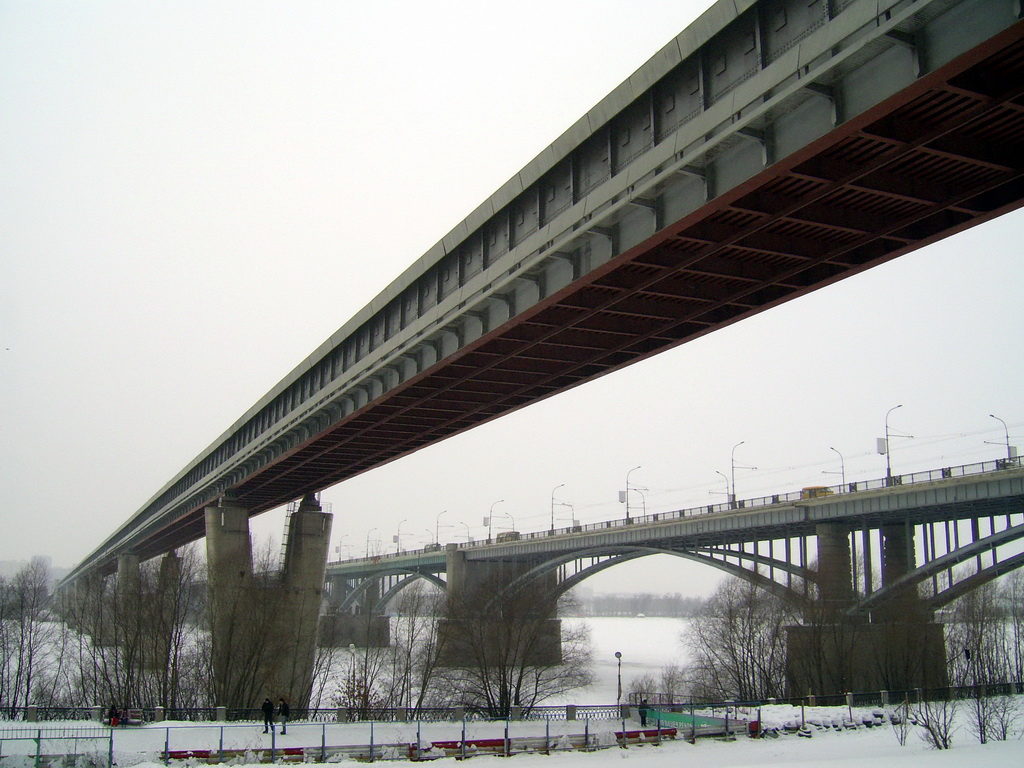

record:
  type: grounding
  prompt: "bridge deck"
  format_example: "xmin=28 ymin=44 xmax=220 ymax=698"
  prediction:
xmin=325 ymin=458 xmax=1024 ymax=580
xmin=68 ymin=0 xmax=1024 ymax=583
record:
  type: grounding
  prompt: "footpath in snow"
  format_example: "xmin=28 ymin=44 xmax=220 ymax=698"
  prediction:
xmin=2 ymin=703 xmax=1024 ymax=768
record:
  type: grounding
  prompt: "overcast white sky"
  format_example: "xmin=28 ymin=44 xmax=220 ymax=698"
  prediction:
xmin=2 ymin=1 xmax=1022 ymax=595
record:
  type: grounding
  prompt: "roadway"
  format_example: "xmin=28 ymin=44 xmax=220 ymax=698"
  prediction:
xmin=324 ymin=456 xmax=1024 ymax=581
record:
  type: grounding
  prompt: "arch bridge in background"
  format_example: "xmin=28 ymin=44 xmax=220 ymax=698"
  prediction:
xmin=326 ymin=458 xmax=1024 ymax=620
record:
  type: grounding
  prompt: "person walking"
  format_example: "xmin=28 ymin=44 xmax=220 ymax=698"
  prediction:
xmin=261 ymin=697 xmax=274 ymax=733
xmin=639 ymin=699 xmax=649 ymax=727
xmin=278 ymin=697 xmax=290 ymax=735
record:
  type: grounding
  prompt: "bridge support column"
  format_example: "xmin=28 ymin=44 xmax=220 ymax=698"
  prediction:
xmin=205 ymin=497 xmax=255 ymax=708
xmin=865 ymin=524 xmax=947 ymax=690
xmin=786 ymin=524 xmax=862 ymax=695
xmin=786 ymin=522 xmax=947 ymax=695
xmin=320 ymin=575 xmax=391 ymax=648
xmin=145 ymin=551 xmax=183 ymax=671
xmin=274 ymin=493 xmax=334 ymax=704
xmin=814 ymin=523 xmax=854 ymax=611
xmin=117 ymin=554 xmax=141 ymax=598
xmin=205 ymin=493 xmax=333 ymax=708
xmin=438 ymin=545 xmax=561 ymax=667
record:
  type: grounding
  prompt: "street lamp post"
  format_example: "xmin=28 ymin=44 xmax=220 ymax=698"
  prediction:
xmin=435 ymin=510 xmax=447 ymax=546
xmin=633 ymin=488 xmax=647 ymax=516
xmin=714 ymin=470 xmax=730 ymax=504
xmin=624 ymin=466 xmax=641 ymax=520
xmin=884 ymin=404 xmax=902 ymax=484
xmin=990 ymin=413 xmax=1012 ymax=460
xmin=615 ymin=651 xmax=622 ymax=708
xmin=730 ymin=443 xmax=755 ymax=508
xmin=829 ymin=447 xmax=846 ymax=487
xmin=365 ymin=528 xmax=377 ymax=558
xmin=333 ymin=534 xmax=348 ymax=562
xmin=550 ymin=483 xmax=565 ymax=532
xmin=486 ymin=500 xmax=504 ymax=542
xmin=494 ymin=510 xmax=515 ymax=533
xmin=394 ymin=519 xmax=407 ymax=553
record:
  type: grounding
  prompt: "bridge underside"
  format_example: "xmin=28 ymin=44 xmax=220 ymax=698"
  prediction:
xmin=122 ymin=22 xmax=1024 ymax=567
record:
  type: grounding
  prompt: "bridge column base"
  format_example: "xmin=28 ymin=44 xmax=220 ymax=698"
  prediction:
xmin=319 ymin=613 xmax=391 ymax=648
xmin=205 ymin=493 xmax=332 ymax=708
xmin=786 ymin=621 xmax=947 ymax=696
xmin=436 ymin=618 xmax=562 ymax=667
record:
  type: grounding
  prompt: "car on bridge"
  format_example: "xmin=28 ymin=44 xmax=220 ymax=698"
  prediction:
xmin=800 ymin=486 xmax=834 ymax=499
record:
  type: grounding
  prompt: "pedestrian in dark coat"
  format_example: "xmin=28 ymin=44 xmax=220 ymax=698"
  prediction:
xmin=639 ymin=699 xmax=649 ymax=727
xmin=261 ymin=698 xmax=274 ymax=733
xmin=278 ymin=698 xmax=290 ymax=735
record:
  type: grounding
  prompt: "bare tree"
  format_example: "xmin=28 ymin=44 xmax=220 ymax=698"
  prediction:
xmin=385 ymin=582 xmax=446 ymax=711
xmin=911 ymin=695 xmax=958 ymax=750
xmin=330 ymin=637 xmax=391 ymax=716
xmin=1002 ymin=570 xmax=1024 ymax=682
xmin=0 ymin=561 xmax=53 ymax=716
xmin=683 ymin=576 xmax=793 ymax=701
xmin=946 ymin=582 xmax=1014 ymax=744
xmin=659 ymin=664 xmax=689 ymax=704
xmin=890 ymin=697 xmax=911 ymax=746
xmin=438 ymin=577 xmax=593 ymax=717
xmin=0 ymin=559 xmax=54 ymax=715
xmin=626 ymin=672 xmax=658 ymax=703
xmin=44 ymin=547 xmax=210 ymax=712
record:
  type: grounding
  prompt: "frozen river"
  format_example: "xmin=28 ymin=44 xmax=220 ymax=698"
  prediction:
xmin=555 ymin=616 xmax=691 ymax=704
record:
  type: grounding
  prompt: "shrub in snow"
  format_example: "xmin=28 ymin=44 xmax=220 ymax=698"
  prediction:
xmin=912 ymin=698 xmax=958 ymax=750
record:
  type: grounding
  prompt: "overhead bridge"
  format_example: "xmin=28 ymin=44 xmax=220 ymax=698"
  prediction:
xmin=323 ymin=457 xmax=1024 ymax=617
xmin=324 ymin=458 xmax=1024 ymax=693
xmin=67 ymin=0 xmax=1024 ymax=584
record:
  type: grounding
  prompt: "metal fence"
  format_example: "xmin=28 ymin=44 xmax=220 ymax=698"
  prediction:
xmin=0 ymin=703 xmax=622 ymax=726
xmin=629 ymin=679 xmax=1024 ymax=712
xmin=0 ymin=725 xmax=112 ymax=768
xmin=0 ymin=717 xmax=688 ymax=766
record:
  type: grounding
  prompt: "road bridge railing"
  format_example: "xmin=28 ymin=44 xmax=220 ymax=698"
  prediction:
xmin=631 ymin=679 xmax=1024 ymax=717
xmin=328 ymin=455 xmax=1024 ymax=568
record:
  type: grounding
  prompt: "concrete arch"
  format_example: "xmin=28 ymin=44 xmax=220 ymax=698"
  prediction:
xmin=337 ymin=568 xmax=445 ymax=613
xmin=496 ymin=544 xmax=807 ymax=607
xmin=377 ymin=572 xmax=446 ymax=611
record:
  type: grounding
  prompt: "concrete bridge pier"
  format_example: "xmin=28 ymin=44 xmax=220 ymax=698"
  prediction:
xmin=205 ymin=492 xmax=333 ymax=708
xmin=147 ymin=550 xmax=183 ymax=670
xmin=868 ymin=523 xmax=948 ymax=689
xmin=117 ymin=553 xmax=141 ymax=599
xmin=205 ymin=497 xmax=256 ymax=707
xmin=786 ymin=524 xmax=861 ymax=695
xmin=438 ymin=545 xmax=561 ymax=667
xmin=321 ymin=575 xmax=391 ymax=648
xmin=275 ymin=493 xmax=334 ymax=703
xmin=813 ymin=523 xmax=855 ymax=613
xmin=787 ymin=522 xmax=948 ymax=695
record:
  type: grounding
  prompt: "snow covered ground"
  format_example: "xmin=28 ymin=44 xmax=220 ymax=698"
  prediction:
xmin=3 ymin=617 xmax=1023 ymax=766
xmin=2 ymin=707 xmax=1023 ymax=768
